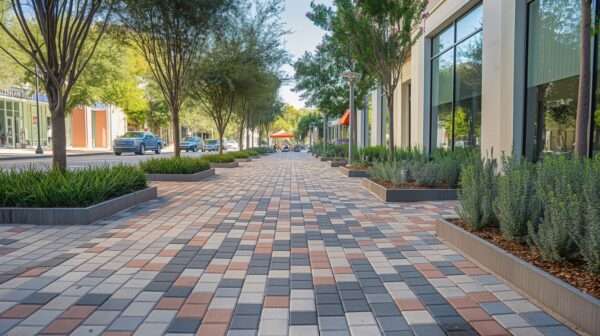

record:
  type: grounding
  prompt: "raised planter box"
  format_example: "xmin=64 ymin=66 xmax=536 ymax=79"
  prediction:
xmin=436 ymin=218 xmax=600 ymax=336
xmin=146 ymin=168 xmax=215 ymax=182
xmin=361 ymin=179 xmax=457 ymax=202
xmin=339 ymin=166 xmax=369 ymax=178
xmin=320 ymin=157 xmax=330 ymax=162
xmin=0 ymin=187 xmax=158 ymax=226
xmin=235 ymin=158 xmax=252 ymax=163
xmin=210 ymin=161 xmax=239 ymax=169
xmin=330 ymin=160 xmax=347 ymax=168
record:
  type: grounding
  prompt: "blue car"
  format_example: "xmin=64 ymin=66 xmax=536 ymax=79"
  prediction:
xmin=113 ymin=131 xmax=163 ymax=156
xmin=179 ymin=136 xmax=204 ymax=152
xmin=204 ymin=139 xmax=220 ymax=152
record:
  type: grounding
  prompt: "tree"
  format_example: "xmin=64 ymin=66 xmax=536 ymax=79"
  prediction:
xmin=119 ymin=0 xmax=232 ymax=157
xmin=0 ymin=0 xmax=114 ymax=170
xmin=333 ymin=0 xmax=426 ymax=151
xmin=295 ymin=113 xmax=323 ymax=142
xmin=576 ymin=0 xmax=592 ymax=157
xmin=0 ymin=1 xmax=24 ymax=89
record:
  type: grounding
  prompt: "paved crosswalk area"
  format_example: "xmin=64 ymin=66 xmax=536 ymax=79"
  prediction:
xmin=0 ymin=153 xmax=576 ymax=335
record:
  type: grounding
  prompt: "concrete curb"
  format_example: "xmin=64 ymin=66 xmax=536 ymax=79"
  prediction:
xmin=0 ymin=187 xmax=158 ymax=225
xmin=210 ymin=161 xmax=239 ymax=169
xmin=146 ymin=168 xmax=215 ymax=182
xmin=436 ymin=218 xmax=600 ymax=336
xmin=361 ymin=179 xmax=457 ymax=202
xmin=234 ymin=158 xmax=252 ymax=163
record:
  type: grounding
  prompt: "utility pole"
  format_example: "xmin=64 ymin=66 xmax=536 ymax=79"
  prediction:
xmin=34 ymin=63 xmax=43 ymax=155
xmin=342 ymin=67 xmax=361 ymax=164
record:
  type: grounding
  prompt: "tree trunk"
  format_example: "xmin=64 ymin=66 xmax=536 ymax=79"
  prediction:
xmin=218 ymin=130 xmax=224 ymax=155
xmin=576 ymin=0 xmax=592 ymax=157
xmin=245 ymin=110 xmax=250 ymax=150
xmin=172 ymin=104 xmax=181 ymax=157
xmin=49 ymin=93 xmax=67 ymax=171
xmin=386 ymin=92 xmax=395 ymax=151
xmin=238 ymin=118 xmax=245 ymax=151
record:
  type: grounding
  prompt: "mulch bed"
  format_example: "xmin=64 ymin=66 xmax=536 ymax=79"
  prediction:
xmin=448 ymin=218 xmax=600 ymax=300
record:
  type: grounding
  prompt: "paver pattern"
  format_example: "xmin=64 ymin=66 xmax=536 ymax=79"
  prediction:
xmin=0 ymin=153 xmax=577 ymax=336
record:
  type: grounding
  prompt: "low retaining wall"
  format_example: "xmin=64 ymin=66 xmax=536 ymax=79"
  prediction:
xmin=361 ymin=179 xmax=457 ymax=202
xmin=339 ymin=166 xmax=369 ymax=178
xmin=235 ymin=158 xmax=252 ymax=163
xmin=0 ymin=187 xmax=158 ymax=225
xmin=330 ymin=160 xmax=347 ymax=168
xmin=210 ymin=161 xmax=239 ymax=168
xmin=146 ymin=168 xmax=215 ymax=182
xmin=436 ymin=219 xmax=600 ymax=336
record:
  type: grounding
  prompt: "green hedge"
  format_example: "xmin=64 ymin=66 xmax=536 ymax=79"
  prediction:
xmin=248 ymin=147 xmax=273 ymax=154
xmin=140 ymin=157 xmax=210 ymax=174
xmin=229 ymin=151 xmax=251 ymax=159
xmin=203 ymin=153 xmax=236 ymax=163
xmin=0 ymin=166 xmax=147 ymax=208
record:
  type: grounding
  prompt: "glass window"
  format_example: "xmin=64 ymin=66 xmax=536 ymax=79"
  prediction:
xmin=432 ymin=51 xmax=454 ymax=149
xmin=525 ymin=0 xmax=581 ymax=160
xmin=430 ymin=3 xmax=482 ymax=150
xmin=455 ymin=32 xmax=483 ymax=148
xmin=456 ymin=5 xmax=483 ymax=41
xmin=432 ymin=26 xmax=454 ymax=55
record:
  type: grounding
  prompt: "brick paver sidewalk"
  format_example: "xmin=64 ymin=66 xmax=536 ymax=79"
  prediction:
xmin=0 ymin=153 xmax=576 ymax=335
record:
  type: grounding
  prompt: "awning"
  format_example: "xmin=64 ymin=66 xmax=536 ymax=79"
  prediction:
xmin=270 ymin=130 xmax=294 ymax=139
xmin=339 ymin=109 xmax=350 ymax=126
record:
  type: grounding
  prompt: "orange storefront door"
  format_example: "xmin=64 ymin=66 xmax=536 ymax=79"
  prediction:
xmin=94 ymin=110 xmax=107 ymax=148
xmin=71 ymin=107 xmax=86 ymax=148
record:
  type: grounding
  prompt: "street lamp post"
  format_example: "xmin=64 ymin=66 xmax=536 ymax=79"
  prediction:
xmin=342 ymin=68 xmax=361 ymax=164
xmin=34 ymin=63 xmax=43 ymax=155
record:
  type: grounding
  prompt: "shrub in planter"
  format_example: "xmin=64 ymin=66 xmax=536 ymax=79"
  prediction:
xmin=202 ymin=153 xmax=236 ymax=163
xmin=369 ymin=161 xmax=409 ymax=186
xmin=358 ymin=145 xmax=389 ymax=162
xmin=243 ymin=150 xmax=259 ymax=157
xmin=0 ymin=166 xmax=147 ymax=208
xmin=573 ymin=159 xmax=600 ymax=273
xmin=495 ymin=157 xmax=539 ymax=241
xmin=528 ymin=156 xmax=583 ymax=262
xmin=410 ymin=156 xmax=461 ymax=188
xmin=458 ymin=156 xmax=497 ymax=230
xmin=140 ymin=157 xmax=210 ymax=174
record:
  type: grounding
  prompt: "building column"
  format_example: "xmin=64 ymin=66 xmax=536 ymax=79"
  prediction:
xmin=371 ymin=86 xmax=384 ymax=146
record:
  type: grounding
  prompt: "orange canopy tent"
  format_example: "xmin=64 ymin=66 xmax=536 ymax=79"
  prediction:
xmin=339 ymin=109 xmax=350 ymax=126
xmin=270 ymin=130 xmax=294 ymax=139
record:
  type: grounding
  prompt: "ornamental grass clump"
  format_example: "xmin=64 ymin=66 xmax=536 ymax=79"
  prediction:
xmin=495 ymin=157 xmax=539 ymax=241
xmin=202 ymin=153 xmax=236 ymax=163
xmin=358 ymin=145 xmax=389 ymax=162
xmin=140 ymin=157 xmax=210 ymax=174
xmin=458 ymin=156 xmax=497 ymax=230
xmin=368 ymin=161 xmax=409 ymax=186
xmin=0 ymin=165 xmax=147 ymax=208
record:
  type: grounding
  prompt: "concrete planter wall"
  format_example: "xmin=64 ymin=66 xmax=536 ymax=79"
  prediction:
xmin=361 ymin=179 xmax=457 ymax=202
xmin=235 ymin=158 xmax=252 ymax=163
xmin=436 ymin=219 xmax=600 ymax=336
xmin=146 ymin=168 xmax=215 ymax=182
xmin=210 ymin=162 xmax=239 ymax=169
xmin=339 ymin=166 xmax=369 ymax=178
xmin=330 ymin=160 xmax=347 ymax=168
xmin=0 ymin=187 xmax=158 ymax=226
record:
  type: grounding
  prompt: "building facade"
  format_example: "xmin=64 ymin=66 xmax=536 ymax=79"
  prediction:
xmin=0 ymin=87 xmax=128 ymax=150
xmin=369 ymin=0 xmax=600 ymax=159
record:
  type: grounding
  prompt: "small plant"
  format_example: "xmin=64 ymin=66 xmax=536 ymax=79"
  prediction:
xmin=0 ymin=166 xmax=147 ymax=208
xmin=140 ymin=157 xmax=210 ymax=174
xmin=358 ymin=146 xmax=389 ymax=162
xmin=495 ymin=157 xmax=538 ymax=241
xmin=243 ymin=150 xmax=259 ymax=157
xmin=458 ymin=156 xmax=497 ymax=230
xmin=202 ymin=153 xmax=236 ymax=163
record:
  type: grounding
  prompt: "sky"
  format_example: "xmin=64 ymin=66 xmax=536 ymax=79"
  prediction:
xmin=280 ymin=0 xmax=333 ymax=108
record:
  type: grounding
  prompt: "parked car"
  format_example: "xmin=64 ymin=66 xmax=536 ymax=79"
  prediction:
xmin=179 ymin=136 xmax=204 ymax=152
xmin=113 ymin=131 xmax=162 ymax=155
xmin=293 ymin=145 xmax=302 ymax=152
xmin=204 ymin=139 xmax=220 ymax=152
xmin=224 ymin=140 xmax=239 ymax=151
xmin=282 ymin=144 xmax=289 ymax=152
